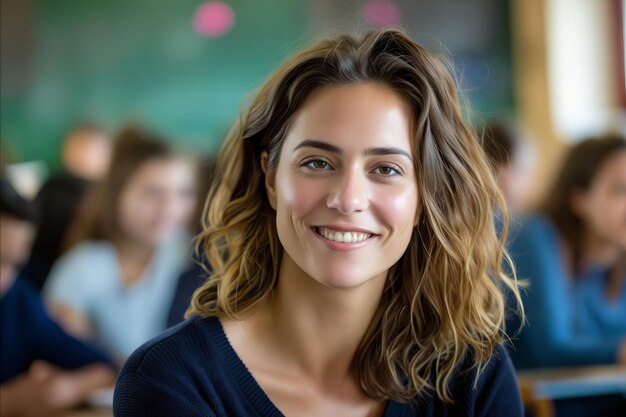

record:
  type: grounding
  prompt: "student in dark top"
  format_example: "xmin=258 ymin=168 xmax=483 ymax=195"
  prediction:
xmin=0 ymin=179 xmax=116 ymax=417
xmin=115 ymin=28 xmax=523 ymax=417
xmin=167 ymin=157 xmax=217 ymax=327
xmin=22 ymin=123 xmax=112 ymax=290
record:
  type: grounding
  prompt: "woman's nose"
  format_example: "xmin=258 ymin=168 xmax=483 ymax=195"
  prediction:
xmin=326 ymin=168 xmax=369 ymax=214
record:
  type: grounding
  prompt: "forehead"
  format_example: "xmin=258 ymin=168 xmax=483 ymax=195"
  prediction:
xmin=284 ymin=83 xmax=414 ymax=153
xmin=594 ymin=151 xmax=626 ymax=184
xmin=129 ymin=158 xmax=192 ymax=184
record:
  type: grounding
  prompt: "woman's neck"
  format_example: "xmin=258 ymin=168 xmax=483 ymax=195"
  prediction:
xmin=113 ymin=237 xmax=155 ymax=285
xmin=250 ymin=254 xmax=387 ymax=385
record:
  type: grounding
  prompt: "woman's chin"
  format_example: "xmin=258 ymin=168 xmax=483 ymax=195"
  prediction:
xmin=309 ymin=268 xmax=383 ymax=290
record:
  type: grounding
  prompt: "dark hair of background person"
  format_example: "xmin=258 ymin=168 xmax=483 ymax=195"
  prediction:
xmin=21 ymin=122 xmax=108 ymax=291
xmin=543 ymin=132 xmax=626 ymax=275
xmin=477 ymin=121 xmax=521 ymax=170
xmin=0 ymin=178 xmax=39 ymax=224
xmin=69 ymin=127 xmax=181 ymax=245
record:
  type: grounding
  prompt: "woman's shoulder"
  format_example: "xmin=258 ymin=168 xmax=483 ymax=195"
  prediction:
xmin=119 ymin=315 xmax=224 ymax=378
xmin=392 ymin=345 xmax=522 ymax=416
xmin=470 ymin=344 xmax=519 ymax=393
xmin=433 ymin=344 xmax=522 ymax=416
xmin=114 ymin=315 xmax=232 ymax=416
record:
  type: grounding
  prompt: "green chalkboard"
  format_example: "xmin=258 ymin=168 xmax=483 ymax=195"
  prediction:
xmin=1 ymin=0 xmax=514 ymax=170
xmin=1 ymin=0 xmax=307 ymax=169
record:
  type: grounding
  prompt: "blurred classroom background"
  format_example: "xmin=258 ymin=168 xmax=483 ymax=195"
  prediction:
xmin=2 ymin=0 xmax=624 ymax=205
xmin=0 ymin=1 xmax=624 ymax=417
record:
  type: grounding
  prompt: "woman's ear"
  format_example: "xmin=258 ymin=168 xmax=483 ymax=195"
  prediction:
xmin=260 ymin=151 xmax=277 ymax=210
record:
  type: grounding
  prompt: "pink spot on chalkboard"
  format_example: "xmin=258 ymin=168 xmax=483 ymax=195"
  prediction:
xmin=363 ymin=0 xmax=401 ymax=27
xmin=194 ymin=1 xmax=235 ymax=37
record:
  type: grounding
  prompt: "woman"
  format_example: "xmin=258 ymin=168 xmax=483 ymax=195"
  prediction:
xmin=114 ymin=28 xmax=522 ymax=416
xmin=44 ymin=128 xmax=197 ymax=362
xmin=508 ymin=134 xmax=626 ymax=369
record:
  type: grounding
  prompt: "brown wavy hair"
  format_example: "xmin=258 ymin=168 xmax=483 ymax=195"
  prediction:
xmin=189 ymin=28 xmax=521 ymax=403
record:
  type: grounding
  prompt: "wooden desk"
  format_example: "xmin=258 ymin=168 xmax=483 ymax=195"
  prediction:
xmin=517 ymin=365 xmax=626 ymax=417
xmin=62 ymin=407 xmax=112 ymax=417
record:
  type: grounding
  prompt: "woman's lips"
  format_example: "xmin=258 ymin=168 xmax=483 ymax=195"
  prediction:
xmin=312 ymin=226 xmax=377 ymax=251
xmin=316 ymin=226 xmax=372 ymax=243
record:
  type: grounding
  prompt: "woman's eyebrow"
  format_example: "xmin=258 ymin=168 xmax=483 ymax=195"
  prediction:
xmin=293 ymin=139 xmax=341 ymax=154
xmin=365 ymin=147 xmax=412 ymax=161
xmin=294 ymin=139 xmax=412 ymax=161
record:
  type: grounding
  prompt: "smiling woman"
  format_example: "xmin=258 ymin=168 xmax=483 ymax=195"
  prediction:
xmin=114 ymin=28 xmax=523 ymax=417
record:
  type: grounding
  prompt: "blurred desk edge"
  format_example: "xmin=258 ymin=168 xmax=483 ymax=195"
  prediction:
xmin=62 ymin=406 xmax=112 ymax=417
xmin=517 ymin=364 xmax=626 ymax=417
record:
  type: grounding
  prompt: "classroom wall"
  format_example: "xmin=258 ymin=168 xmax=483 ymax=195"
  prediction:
xmin=1 ymin=0 xmax=513 ymax=170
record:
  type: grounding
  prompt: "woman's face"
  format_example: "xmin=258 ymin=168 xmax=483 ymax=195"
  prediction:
xmin=574 ymin=150 xmax=626 ymax=250
xmin=263 ymin=83 xmax=420 ymax=289
xmin=117 ymin=158 xmax=196 ymax=247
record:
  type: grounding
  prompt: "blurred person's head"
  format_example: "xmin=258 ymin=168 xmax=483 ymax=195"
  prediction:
xmin=544 ymin=133 xmax=626 ymax=272
xmin=62 ymin=123 xmax=112 ymax=181
xmin=479 ymin=122 xmax=536 ymax=213
xmin=0 ymin=179 xmax=38 ymax=295
xmin=77 ymin=128 xmax=197 ymax=249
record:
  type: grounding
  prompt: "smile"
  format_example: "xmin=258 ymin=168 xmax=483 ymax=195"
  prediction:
xmin=311 ymin=226 xmax=377 ymax=251
xmin=316 ymin=227 xmax=372 ymax=243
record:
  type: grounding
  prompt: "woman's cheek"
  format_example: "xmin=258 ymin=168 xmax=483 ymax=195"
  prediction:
xmin=279 ymin=176 xmax=327 ymax=214
xmin=376 ymin=185 xmax=419 ymax=227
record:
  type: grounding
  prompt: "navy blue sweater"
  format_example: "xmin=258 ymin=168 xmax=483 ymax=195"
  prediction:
xmin=114 ymin=316 xmax=522 ymax=416
xmin=1 ymin=277 xmax=113 ymax=383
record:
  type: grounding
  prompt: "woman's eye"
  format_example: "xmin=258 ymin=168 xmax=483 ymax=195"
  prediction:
xmin=303 ymin=159 xmax=331 ymax=170
xmin=373 ymin=166 xmax=400 ymax=176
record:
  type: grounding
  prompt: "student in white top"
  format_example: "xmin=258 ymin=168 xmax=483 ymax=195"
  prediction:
xmin=44 ymin=127 xmax=197 ymax=362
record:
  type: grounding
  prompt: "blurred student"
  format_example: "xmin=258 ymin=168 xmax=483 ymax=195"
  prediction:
xmin=43 ymin=128 xmax=196 ymax=362
xmin=0 ymin=179 xmax=115 ymax=417
xmin=508 ymin=133 xmax=626 ymax=372
xmin=479 ymin=121 xmax=536 ymax=214
xmin=23 ymin=123 xmax=112 ymax=291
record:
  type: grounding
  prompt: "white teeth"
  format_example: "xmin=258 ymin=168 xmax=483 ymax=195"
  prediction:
xmin=317 ymin=227 xmax=371 ymax=243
